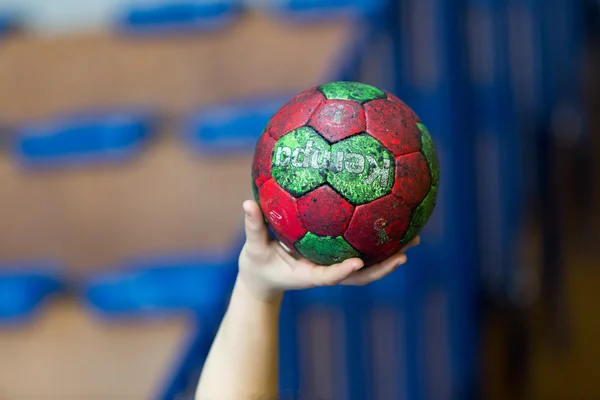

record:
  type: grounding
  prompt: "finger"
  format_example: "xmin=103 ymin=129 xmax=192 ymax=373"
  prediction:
xmin=307 ymin=258 xmax=364 ymax=287
xmin=400 ymin=236 xmax=420 ymax=252
xmin=341 ymin=253 xmax=407 ymax=286
xmin=243 ymin=200 xmax=269 ymax=249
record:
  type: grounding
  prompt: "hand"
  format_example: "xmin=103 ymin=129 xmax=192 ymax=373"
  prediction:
xmin=237 ymin=200 xmax=420 ymax=301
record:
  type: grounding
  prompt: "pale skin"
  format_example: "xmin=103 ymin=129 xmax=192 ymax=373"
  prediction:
xmin=195 ymin=200 xmax=420 ymax=400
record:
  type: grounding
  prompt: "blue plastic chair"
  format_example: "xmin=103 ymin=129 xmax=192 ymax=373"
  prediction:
xmin=264 ymin=0 xmax=386 ymax=23
xmin=0 ymin=262 xmax=65 ymax=324
xmin=12 ymin=109 xmax=156 ymax=168
xmin=0 ymin=13 xmax=17 ymax=38
xmin=83 ymin=252 xmax=238 ymax=320
xmin=82 ymin=235 xmax=243 ymax=400
xmin=184 ymin=95 xmax=290 ymax=155
xmin=117 ymin=0 xmax=242 ymax=36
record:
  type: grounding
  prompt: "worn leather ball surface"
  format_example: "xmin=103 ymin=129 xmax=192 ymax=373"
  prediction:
xmin=252 ymin=81 xmax=439 ymax=266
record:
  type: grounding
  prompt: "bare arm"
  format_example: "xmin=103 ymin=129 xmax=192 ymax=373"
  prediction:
xmin=195 ymin=279 xmax=282 ymax=400
xmin=195 ymin=200 xmax=417 ymax=400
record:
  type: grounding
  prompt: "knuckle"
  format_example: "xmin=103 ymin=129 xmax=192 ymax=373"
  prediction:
xmin=242 ymin=245 xmax=265 ymax=261
xmin=245 ymin=224 xmax=261 ymax=234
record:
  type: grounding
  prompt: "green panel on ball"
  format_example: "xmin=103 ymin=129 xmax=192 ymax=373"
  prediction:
xmin=295 ymin=232 xmax=361 ymax=265
xmin=401 ymin=185 xmax=438 ymax=243
xmin=417 ymin=122 xmax=440 ymax=187
xmin=327 ymin=133 xmax=394 ymax=204
xmin=272 ymin=127 xmax=330 ymax=197
xmin=319 ymin=81 xmax=386 ymax=103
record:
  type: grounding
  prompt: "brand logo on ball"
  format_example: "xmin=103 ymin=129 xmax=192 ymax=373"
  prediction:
xmin=273 ymin=140 xmax=392 ymax=188
xmin=374 ymin=218 xmax=391 ymax=245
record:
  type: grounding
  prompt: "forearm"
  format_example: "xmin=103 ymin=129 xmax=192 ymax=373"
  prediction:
xmin=196 ymin=276 xmax=282 ymax=400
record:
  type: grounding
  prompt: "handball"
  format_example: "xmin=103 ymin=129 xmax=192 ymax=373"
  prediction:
xmin=251 ymin=81 xmax=439 ymax=266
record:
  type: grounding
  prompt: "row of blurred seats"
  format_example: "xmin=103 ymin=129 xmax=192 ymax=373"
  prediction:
xmin=0 ymin=0 xmax=378 ymax=325
xmin=0 ymin=0 xmax=383 ymax=37
xmin=10 ymin=99 xmax=287 ymax=168
xmin=0 ymin=246 xmax=244 ymax=323
xmin=0 ymin=0 xmax=383 ymax=168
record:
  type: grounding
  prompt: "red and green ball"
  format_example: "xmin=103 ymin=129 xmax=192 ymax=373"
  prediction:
xmin=251 ymin=82 xmax=439 ymax=266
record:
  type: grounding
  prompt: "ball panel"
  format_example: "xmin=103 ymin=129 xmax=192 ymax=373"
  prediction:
xmin=266 ymin=87 xmax=325 ymax=140
xmin=295 ymin=232 xmax=361 ymax=265
xmin=417 ymin=122 xmax=440 ymax=187
xmin=364 ymin=99 xmax=422 ymax=157
xmin=271 ymin=127 xmax=330 ymax=197
xmin=252 ymin=179 xmax=269 ymax=226
xmin=327 ymin=133 xmax=394 ymax=204
xmin=386 ymin=92 xmax=421 ymax=121
xmin=252 ymin=178 xmax=260 ymax=203
xmin=392 ymin=152 xmax=432 ymax=209
xmin=297 ymin=185 xmax=354 ymax=237
xmin=344 ymin=194 xmax=412 ymax=263
xmin=258 ymin=179 xmax=307 ymax=243
xmin=252 ymin=131 xmax=277 ymax=188
xmin=308 ymin=99 xmax=366 ymax=143
xmin=401 ymin=186 xmax=438 ymax=244
xmin=318 ymin=81 xmax=386 ymax=103
xmin=362 ymin=250 xmax=397 ymax=266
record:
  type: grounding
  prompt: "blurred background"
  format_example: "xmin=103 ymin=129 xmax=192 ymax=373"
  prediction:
xmin=0 ymin=0 xmax=598 ymax=399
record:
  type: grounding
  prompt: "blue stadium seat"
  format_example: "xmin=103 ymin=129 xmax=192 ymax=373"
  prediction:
xmin=265 ymin=0 xmax=386 ymax=22
xmin=118 ymin=1 xmax=241 ymax=35
xmin=12 ymin=109 xmax=156 ymax=168
xmin=0 ymin=13 xmax=16 ymax=38
xmin=82 ymin=232 xmax=245 ymax=400
xmin=0 ymin=263 xmax=64 ymax=324
xmin=83 ymin=252 xmax=238 ymax=319
xmin=185 ymin=95 xmax=289 ymax=154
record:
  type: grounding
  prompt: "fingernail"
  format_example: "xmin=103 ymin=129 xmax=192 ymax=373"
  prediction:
xmin=397 ymin=254 xmax=407 ymax=265
xmin=355 ymin=261 xmax=365 ymax=270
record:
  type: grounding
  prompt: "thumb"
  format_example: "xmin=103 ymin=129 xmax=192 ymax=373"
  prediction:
xmin=243 ymin=200 xmax=269 ymax=249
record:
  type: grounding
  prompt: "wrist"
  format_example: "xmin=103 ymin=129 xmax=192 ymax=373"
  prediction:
xmin=235 ymin=273 xmax=284 ymax=304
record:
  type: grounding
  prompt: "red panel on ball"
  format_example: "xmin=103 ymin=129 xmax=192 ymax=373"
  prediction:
xmin=387 ymin=93 xmax=422 ymax=122
xmin=344 ymin=194 xmax=412 ymax=263
xmin=266 ymin=87 xmax=325 ymax=140
xmin=307 ymin=99 xmax=366 ymax=143
xmin=297 ymin=185 xmax=355 ymax=237
xmin=252 ymin=132 xmax=276 ymax=188
xmin=364 ymin=99 xmax=421 ymax=156
xmin=258 ymin=179 xmax=307 ymax=243
xmin=392 ymin=152 xmax=432 ymax=208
